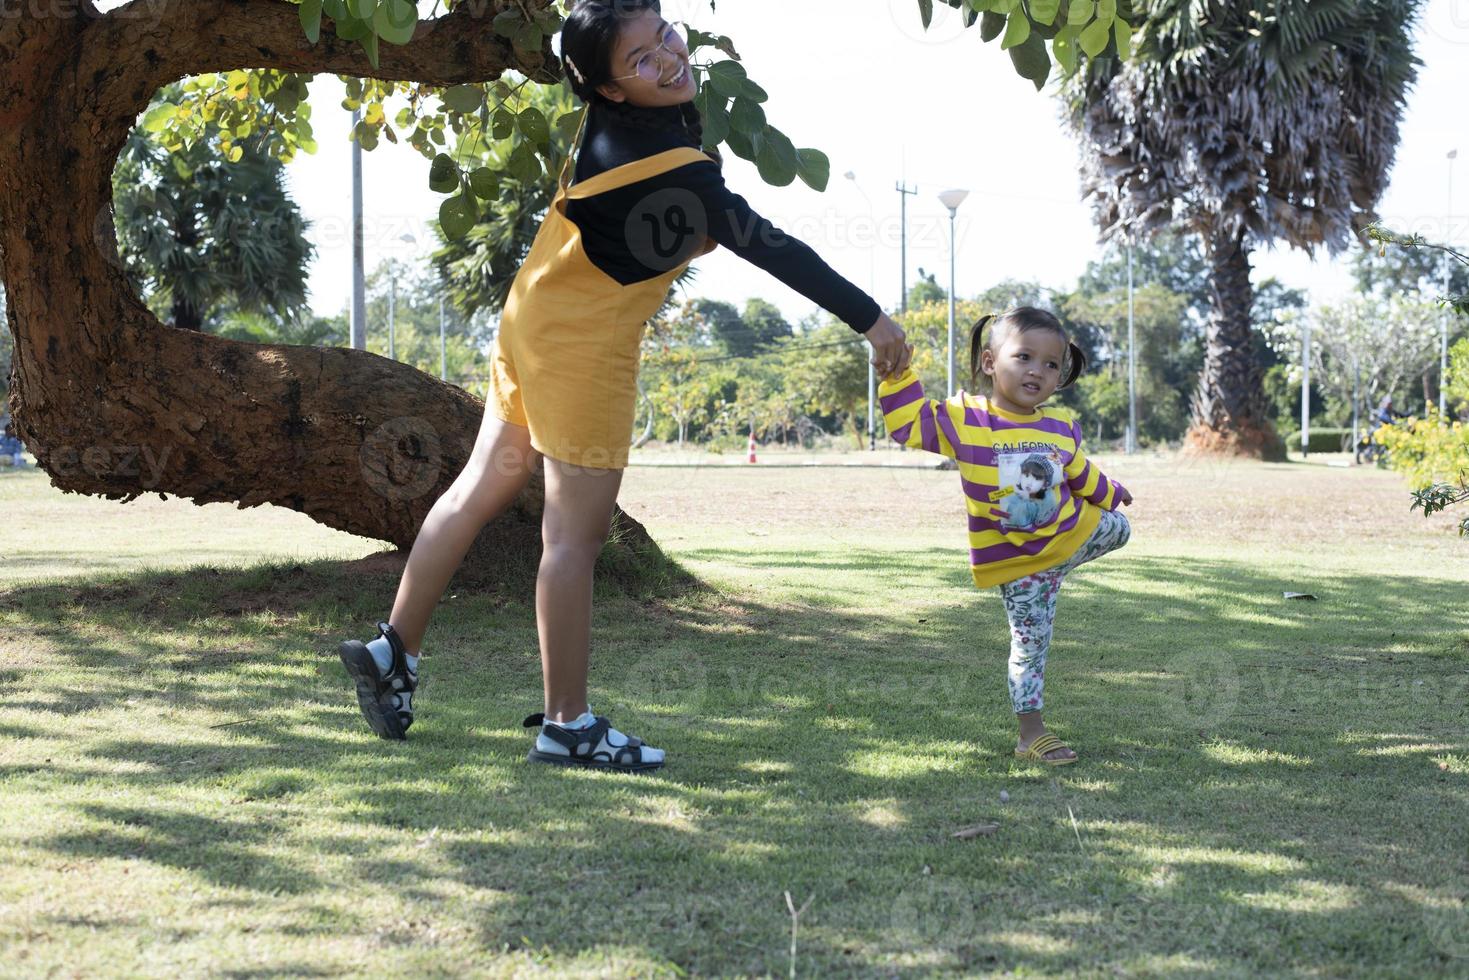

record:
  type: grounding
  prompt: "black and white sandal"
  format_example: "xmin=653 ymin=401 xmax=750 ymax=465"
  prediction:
xmin=523 ymin=713 xmax=665 ymax=773
xmin=338 ymin=622 xmax=417 ymax=740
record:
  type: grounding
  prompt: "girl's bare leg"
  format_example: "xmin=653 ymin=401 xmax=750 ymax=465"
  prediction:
xmin=535 ymin=458 xmax=624 ymax=723
xmin=387 ymin=412 xmax=541 ymax=654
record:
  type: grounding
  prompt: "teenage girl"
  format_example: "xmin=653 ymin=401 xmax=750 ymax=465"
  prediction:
xmin=337 ymin=0 xmax=911 ymax=772
xmin=879 ymin=308 xmax=1132 ymax=765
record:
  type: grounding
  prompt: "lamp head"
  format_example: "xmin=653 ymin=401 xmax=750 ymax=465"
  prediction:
xmin=938 ymin=188 xmax=969 ymax=213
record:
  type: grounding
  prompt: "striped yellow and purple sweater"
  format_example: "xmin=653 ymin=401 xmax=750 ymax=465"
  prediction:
xmin=878 ymin=369 xmax=1128 ymax=588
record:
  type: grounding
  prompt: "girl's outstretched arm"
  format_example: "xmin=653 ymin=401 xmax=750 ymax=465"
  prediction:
xmin=878 ymin=368 xmax=960 ymax=460
xmin=1062 ymin=418 xmax=1132 ymax=508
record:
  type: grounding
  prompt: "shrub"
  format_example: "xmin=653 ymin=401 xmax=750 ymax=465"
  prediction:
xmin=1282 ymin=427 xmax=1354 ymax=454
xmin=1377 ymin=415 xmax=1469 ymax=486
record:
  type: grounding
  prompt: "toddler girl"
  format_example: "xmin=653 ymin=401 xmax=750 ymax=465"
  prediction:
xmin=879 ymin=307 xmax=1132 ymax=765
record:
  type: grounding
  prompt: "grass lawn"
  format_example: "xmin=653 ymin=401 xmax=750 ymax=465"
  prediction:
xmin=1 ymin=453 xmax=1466 ymax=977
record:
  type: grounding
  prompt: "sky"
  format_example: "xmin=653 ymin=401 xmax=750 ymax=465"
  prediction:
xmin=129 ymin=0 xmax=1469 ymax=327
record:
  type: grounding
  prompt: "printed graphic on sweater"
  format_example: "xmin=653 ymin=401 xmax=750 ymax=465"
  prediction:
xmin=992 ymin=449 xmax=1062 ymax=531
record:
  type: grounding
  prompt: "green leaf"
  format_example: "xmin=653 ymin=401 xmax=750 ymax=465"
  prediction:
xmin=362 ymin=30 xmax=379 ymax=69
xmin=439 ymin=195 xmax=477 ymax=240
xmin=738 ymin=78 xmax=769 ymax=103
xmin=492 ymin=8 xmax=523 ymax=38
xmin=1066 ymin=0 xmax=1095 ymax=24
xmin=492 ymin=107 xmax=516 ymax=140
xmin=429 ymin=153 xmax=459 ymax=193
xmin=702 ymin=97 xmax=731 ymax=145
xmin=1097 ymin=0 xmax=1116 ymax=22
xmin=1079 ymin=15 xmax=1111 ymax=56
xmin=347 ymin=0 xmax=376 ymax=19
xmin=1030 ymin=0 xmax=1061 ymax=24
xmin=918 ymin=0 xmax=934 ymax=29
xmin=795 ymin=148 xmax=830 ymax=192
xmin=469 ymin=167 xmax=499 ymax=199
xmin=1008 ymin=31 xmax=1051 ymax=89
xmin=508 ymin=141 xmax=540 ymax=182
xmin=441 ymin=84 xmax=484 ymax=114
xmin=512 ymin=23 xmax=544 ymax=53
xmin=517 ymin=106 xmax=550 ymax=146
xmin=1001 ymin=10 xmax=1031 ymax=49
xmin=554 ymin=108 xmax=584 ymax=144
xmin=705 ymin=60 xmax=747 ymax=99
xmin=1052 ymin=24 xmax=1080 ymax=73
xmin=142 ymin=102 xmax=177 ymax=133
xmin=334 ymin=14 xmax=371 ymax=41
xmin=299 ymin=0 xmax=323 ymax=44
xmin=323 ymin=0 xmax=347 ymax=20
xmin=1113 ymin=16 xmax=1132 ymax=56
xmin=726 ymin=123 xmax=760 ymax=162
xmin=756 ymin=136 xmax=797 ymax=187
xmin=980 ymin=10 xmax=1006 ymax=41
xmin=372 ymin=0 xmax=416 ymax=45
xmin=729 ymin=97 xmax=766 ymax=135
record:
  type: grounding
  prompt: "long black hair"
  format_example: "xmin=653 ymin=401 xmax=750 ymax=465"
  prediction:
xmin=560 ymin=0 xmax=712 ymax=156
xmin=967 ymin=306 xmax=1087 ymax=394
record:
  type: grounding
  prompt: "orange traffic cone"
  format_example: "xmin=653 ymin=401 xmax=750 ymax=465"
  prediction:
xmin=747 ymin=433 xmax=758 ymax=464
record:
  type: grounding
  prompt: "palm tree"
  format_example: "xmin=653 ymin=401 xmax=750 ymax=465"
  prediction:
xmin=112 ymin=93 xmax=314 ymax=333
xmin=1064 ymin=0 xmax=1422 ymax=457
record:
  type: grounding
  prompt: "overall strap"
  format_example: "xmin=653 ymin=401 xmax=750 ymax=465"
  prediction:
xmin=564 ymin=147 xmax=714 ymax=200
xmin=557 ymin=106 xmax=590 ymax=190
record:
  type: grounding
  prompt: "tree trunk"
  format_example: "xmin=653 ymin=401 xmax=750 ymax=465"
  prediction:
xmin=0 ymin=0 xmax=671 ymax=592
xmin=1184 ymin=232 xmax=1285 ymax=460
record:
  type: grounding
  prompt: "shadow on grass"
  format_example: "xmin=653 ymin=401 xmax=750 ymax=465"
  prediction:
xmin=2 ymin=548 xmax=1467 ymax=974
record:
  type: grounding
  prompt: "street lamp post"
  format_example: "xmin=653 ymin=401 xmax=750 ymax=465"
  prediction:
xmin=1126 ymin=240 xmax=1137 ymax=454
xmin=938 ymin=189 xmax=969 ymax=396
xmin=350 ymin=108 xmax=366 ymax=351
xmin=388 ymin=232 xmax=416 ymax=361
xmin=1443 ymin=148 xmax=1457 ymax=417
xmin=846 ymin=171 xmax=878 ymax=450
xmin=1301 ymin=319 xmax=1311 ymax=458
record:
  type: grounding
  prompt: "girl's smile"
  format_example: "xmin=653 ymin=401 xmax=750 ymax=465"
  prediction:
xmin=599 ymin=12 xmax=696 ymax=107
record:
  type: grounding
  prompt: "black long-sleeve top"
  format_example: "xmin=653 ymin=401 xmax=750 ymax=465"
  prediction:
xmin=563 ymin=103 xmax=881 ymax=334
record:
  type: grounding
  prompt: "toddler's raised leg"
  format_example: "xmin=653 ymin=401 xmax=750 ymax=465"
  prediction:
xmin=999 ymin=569 xmax=1064 ymax=713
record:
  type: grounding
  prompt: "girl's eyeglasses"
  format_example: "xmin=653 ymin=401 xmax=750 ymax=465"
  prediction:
xmin=609 ymin=21 xmax=690 ymax=84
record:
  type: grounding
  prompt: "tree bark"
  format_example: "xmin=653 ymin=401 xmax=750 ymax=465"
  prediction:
xmin=0 ymin=0 xmax=670 ymax=590
xmin=1184 ymin=232 xmax=1286 ymax=460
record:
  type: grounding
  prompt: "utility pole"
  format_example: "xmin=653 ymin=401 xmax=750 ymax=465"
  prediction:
xmin=350 ymin=107 xmax=365 ymax=351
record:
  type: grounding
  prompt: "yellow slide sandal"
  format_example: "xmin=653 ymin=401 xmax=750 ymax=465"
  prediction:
xmin=1015 ymin=732 xmax=1077 ymax=766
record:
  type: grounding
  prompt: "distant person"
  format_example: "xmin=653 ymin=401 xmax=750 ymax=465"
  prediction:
xmin=880 ymin=307 xmax=1133 ymax=766
xmin=334 ymin=0 xmax=910 ymax=771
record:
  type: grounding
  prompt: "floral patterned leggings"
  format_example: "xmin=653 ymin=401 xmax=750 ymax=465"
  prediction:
xmin=997 ymin=510 xmax=1131 ymax=715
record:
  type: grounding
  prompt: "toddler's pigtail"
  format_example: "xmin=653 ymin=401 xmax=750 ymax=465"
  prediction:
xmin=968 ymin=314 xmax=995 ymax=392
xmin=1059 ymin=341 xmax=1088 ymax=389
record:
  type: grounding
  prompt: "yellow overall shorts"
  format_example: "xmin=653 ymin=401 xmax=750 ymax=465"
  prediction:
xmin=489 ymin=113 xmax=716 ymax=470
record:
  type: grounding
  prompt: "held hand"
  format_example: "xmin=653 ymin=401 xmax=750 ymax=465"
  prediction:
xmin=1118 ymin=488 xmax=1134 ymax=506
xmin=865 ymin=314 xmax=911 ymax=380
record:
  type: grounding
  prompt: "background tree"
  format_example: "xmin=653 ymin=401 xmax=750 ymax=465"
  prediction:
xmin=1270 ymin=295 xmax=1443 ymax=425
xmin=113 ymin=102 xmax=314 ymax=332
xmin=1064 ymin=282 xmax=1189 ymax=443
xmin=781 ymin=318 xmax=869 ymax=448
xmin=1065 ymin=0 xmax=1422 ymax=459
xmin=741 ymin=299 xmax=794 ymax=352
xmin=644 ymin=301 xmax=718 ymax=449
xmin=907 ymin=269 xmax=947 ymax=310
